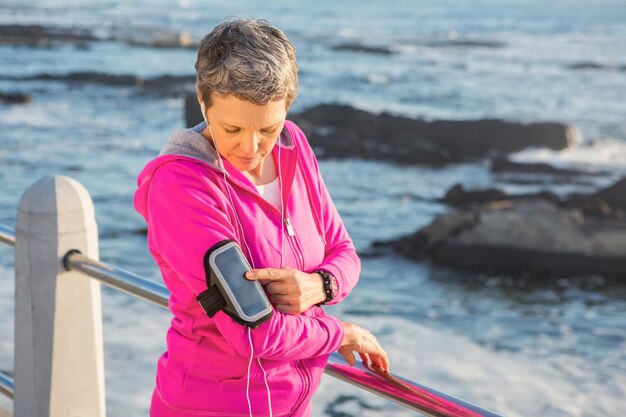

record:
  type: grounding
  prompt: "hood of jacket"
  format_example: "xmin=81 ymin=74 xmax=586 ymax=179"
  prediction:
xmin=134 ymin=120 xmax=295 ymax=222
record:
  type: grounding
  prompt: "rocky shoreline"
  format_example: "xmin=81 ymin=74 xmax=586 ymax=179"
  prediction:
xmin=375 ymin=179 xmax=626 ymax=279
xmin=0 ymin=24 xmax=195 ymax=49
xmin=5 ymin=21 xmax=624 ymax=280
xmin=191 ymin=99 xmax=626 ymax=280
xmin=186 ymin=100 xmax=577 ymax=166
xmin=289 ymin=104 xmax=575 ymax=165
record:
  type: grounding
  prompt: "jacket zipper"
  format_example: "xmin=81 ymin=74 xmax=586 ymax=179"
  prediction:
xmin=222 ymin=181 xmax=312 ymax=414
xmin=282 ymin=216 xmax=310 ymax=416
xmin=224 ymin=181 xmax=311 ymax=414
xmin=291 ymin=360 xmax=310 ymax=415
xmin=283 ymin=217 xmax=305 ymax=270
xmin=207 ymin=143 xmax=314 ymax=412
xmin=222 ymin=169 xmax=308 ymax=274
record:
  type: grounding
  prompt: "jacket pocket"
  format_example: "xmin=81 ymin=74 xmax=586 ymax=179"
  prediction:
xmin=219 ymin=360 xmax=300 ymax=416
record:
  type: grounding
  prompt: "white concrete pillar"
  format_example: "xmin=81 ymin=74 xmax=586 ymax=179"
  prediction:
xmin=0 ymin=405 xmax=12 ymax=417
xmin=14 ymin=176 xmax=105 ymax=417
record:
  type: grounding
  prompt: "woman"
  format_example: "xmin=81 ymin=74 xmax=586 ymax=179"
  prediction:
xmin=134 ymin=18 xmax=388 ymax=417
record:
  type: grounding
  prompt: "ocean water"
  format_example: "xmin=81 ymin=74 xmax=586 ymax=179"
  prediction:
xmin=1 ymin=1 xmax=626 ymax=416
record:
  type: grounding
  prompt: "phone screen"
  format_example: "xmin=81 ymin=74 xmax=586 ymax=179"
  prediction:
xmin=213 ymin=245 xmax=270 ymax=319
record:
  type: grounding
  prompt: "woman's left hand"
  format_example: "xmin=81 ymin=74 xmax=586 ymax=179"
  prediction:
xmin=245 ymin=268 xmax=326 ymax=314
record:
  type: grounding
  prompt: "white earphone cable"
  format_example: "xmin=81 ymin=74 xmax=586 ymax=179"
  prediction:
xmin=278 ymin=142 xmax=285 ymax=268
xmin=246 ymin=327 xmax=254 ymax=417
xmin=205 ymin=117 xmax=274 ymax=417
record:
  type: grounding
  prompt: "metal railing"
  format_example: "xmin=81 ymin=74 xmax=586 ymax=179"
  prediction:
xmin=0 ymin=225 xmax=15 ymax=402
xmin=0 ymin=224 xmax=14 ymax=246
xmin=0 ymin=371 xmax=13 ymax=400
xmin=1 ymin=224 xmax=503 ymax=417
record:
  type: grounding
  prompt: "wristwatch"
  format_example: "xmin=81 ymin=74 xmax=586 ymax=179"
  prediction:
xmin=316 ymin=270 xmax=338 ymax=305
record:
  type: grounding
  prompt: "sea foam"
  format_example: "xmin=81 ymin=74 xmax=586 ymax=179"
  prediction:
xmin=314 ymin=315 xmax=625 ymax=417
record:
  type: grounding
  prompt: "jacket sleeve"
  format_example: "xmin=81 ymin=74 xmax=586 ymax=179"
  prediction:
xmin=145 ymin=161 xmax=345 ymax=360
xmin=310 ymin=172 xmax=360 ymax=305
xmin=288 ymin=122 xmax=361 ymax=305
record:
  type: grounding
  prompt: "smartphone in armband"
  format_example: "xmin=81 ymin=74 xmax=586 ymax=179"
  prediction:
xmin=199 ymin=240 xmax=273 ymax=328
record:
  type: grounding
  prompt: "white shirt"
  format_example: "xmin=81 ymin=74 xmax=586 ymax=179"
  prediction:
xmin=255 ymin=177 xmax=281 ymax=211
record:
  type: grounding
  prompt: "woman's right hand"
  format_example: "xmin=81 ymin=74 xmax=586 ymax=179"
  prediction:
xmin=338 ymin=322 xmax=390 ymax=372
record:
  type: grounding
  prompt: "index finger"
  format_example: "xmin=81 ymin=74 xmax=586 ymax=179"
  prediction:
xmin=245 ymin=268 xmax=285 ymax=281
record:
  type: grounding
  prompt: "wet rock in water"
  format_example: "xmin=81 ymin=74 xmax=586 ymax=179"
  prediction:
xmin=0 ymin=24 xmax=197 ymax=49
xmin=144 ymin=75 xmax=195 ymax=91
xmin=442 ymin=184 xmax=508 ymax=206
xmin=331 ymin=43 xmax=396 ymax=55
xmin=183 ymin=100 xmax=577 ymax=165
xmin=424 ymin=38 xmax=506 ymax=48
xmin=490 ymin=157 xmax=603 ymax=177
xmin=568 ymin=61 xmax=610 ymax=70
xmin=111 ymin=27 xmax=196 ymax=49
xmin=19 ymin=71 xmax=140 ymax=86
xmin=440 ymin=178 xmax=624 ymax=216
xmin=9 ymin=72 xmax=195 ymax=94
xmin=0 ymin=24 xmax=97 ymax=46
xmin=0 ymin=91 xmax=31 ymax=104
xmin=564 ymin=178 xmax=626 ymax=218
xmin=441 ymin=183 xmax=561 ymax=207
xmin=185 ymin=93 xmax=203 ymax=127
xmin=378 ymin=178 xmax=626 ymax=278
xmin=289 ymin=104 xmax=575 ymax=165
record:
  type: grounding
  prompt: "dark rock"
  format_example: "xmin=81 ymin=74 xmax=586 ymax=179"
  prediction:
xmin=429 ymin=244 xmax=626 ymax=278
xmin=587 ymin=178 xmax=626 ymax=211
xmin=425 ymin=118 xmax=573 ymax=158
xmin=289 ymin=104 xmax=575 ymax=165
xmin=7 ymin=72 xmax=195 ymax=93
xmin=380 ymin=177 xmax=626 ymax=278
xmin=331 ymin=43 xmax=396 ymax=55
xmin=110 ymin=27 xmax=196 ymax=49
xmin=440 ymin=179 xmax=626 ymax=217
xmin=442 ymin=184 xmax=507 ymax=206
xmin=185 ymin=93 xmax=203 ymax=127
xmin=8 ymin=71 xmax=142 ymax=86
xmin=491 ymin=157 xmax=601 ymax=177
xmin=144 ymin=75 xmax=195 ymax=90
xmin=0 ymin=24 xmax=97 ymax=47
xmin=568 ymin=61 xmax=609 ymax=70
xmin=29 ymin=72 xmax=141 ymax=86
xmin=183 ymin=100 xmax=576 ymax=166
xmin=424 ymin=39 xmax=505 ymax=48
xmin=99 ymin=228 xmax=148 ymax=239
xmin=377 ymin=199 xmax=626 ymax=278
xmin=0 ymin=24 xmax=197 ymax=50
xmin=564 ymin=178 xmax=626 ymax=218
xmin=441 ymin=183 xmax=561 ymax=207
xmin=566 ymin=62 xmax=626 ymax=72
xmin=0 ymin=92 xmax=31 ymax=104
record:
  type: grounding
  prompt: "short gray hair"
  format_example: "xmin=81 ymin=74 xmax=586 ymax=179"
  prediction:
xmin=195 ymin=18 xmax=298 ymax=108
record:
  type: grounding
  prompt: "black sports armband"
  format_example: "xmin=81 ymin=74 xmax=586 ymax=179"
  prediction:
xmin=196 ymin=240 xmax=273 ymax=328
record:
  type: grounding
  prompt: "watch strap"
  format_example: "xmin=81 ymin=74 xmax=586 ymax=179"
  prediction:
xmin=315 ymin=270 xmax=337 ymax=306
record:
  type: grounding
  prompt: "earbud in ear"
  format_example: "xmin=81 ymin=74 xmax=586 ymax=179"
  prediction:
xmin=199 ymin=102 xmax=208 ymax=124
xmin=197 ymin=97 xmax=210 ymax=125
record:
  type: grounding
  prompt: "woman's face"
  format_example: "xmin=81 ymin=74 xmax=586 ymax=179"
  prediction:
xmin=201 ymin=94 xmax=287 ymax=174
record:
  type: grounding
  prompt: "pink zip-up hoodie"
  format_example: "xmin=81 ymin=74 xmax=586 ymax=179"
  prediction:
xmin=134 ymin=120 xmax=360 ymax=416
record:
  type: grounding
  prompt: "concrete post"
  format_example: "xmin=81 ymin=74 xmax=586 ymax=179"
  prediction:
xmin=0 ymin=405 xmax=12 ymax=417
xmin=14 ymin=176 xmax=105 ymax=417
